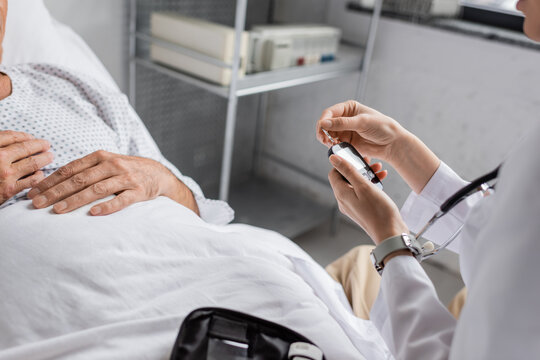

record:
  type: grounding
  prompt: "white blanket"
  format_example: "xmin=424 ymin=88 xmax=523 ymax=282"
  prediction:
xmin=0 ymin=198 xmax=390 ymax=359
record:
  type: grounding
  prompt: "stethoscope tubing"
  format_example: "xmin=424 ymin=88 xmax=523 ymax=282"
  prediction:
xmin=415 ymin=165 xmax=500 ymax=258
xmin=439 ymin=166 xmax=500 ymax=214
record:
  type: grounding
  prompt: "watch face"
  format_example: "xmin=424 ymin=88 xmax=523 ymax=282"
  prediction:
xmin=371 ymin=234 xmax=424 ymax=275
xmin=403 ymin=234 xmax=412 ymax=247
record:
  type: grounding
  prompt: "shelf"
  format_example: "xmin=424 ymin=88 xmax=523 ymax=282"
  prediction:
xmin=228 ymin=177 xmax=333 ymax=239
xmin=237 ymin=44 xmax=364 ymax=97
xmin=130 ymin=1 xmax=382 ymax=234
xmin=136 ymin=32 xmax=233 ymax=69
xmin=135 ymin=41 xmax=365 ymax=98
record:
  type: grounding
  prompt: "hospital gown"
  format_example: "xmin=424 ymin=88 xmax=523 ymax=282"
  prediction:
xmin=0 ymin=63 xmax=233 ymax=225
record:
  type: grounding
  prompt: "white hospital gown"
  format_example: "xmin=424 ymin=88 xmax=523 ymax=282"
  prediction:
xmin=0 ymin=64 xmax=233 ymax=225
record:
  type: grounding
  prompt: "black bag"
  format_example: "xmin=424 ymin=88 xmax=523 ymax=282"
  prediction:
xmin=170 ymin=307 xmax=325 ymax=360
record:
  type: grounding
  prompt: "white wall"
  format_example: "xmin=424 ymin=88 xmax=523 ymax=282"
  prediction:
xmin=263 ymin=0 xmax=540 ymax=207
xmin=44 ymin=0 xmax=127 ymax=92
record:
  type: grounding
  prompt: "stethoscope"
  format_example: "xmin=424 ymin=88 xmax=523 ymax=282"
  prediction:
xmin=418 ymin=165 xmax=501 ymax=260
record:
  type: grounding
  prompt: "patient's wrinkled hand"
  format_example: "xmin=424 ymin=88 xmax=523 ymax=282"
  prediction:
xmin=0 ymin=130 xmax=54 ymax=205
xmin=28 ymin=150 xmax=199 ymax=216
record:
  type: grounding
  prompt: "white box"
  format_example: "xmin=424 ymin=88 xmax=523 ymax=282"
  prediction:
xmin=247 ymin=25 xmax=341 ymax=73
xmin=150 ymin=12 xmax=248 ymax=85
xmin=151 ymin=45 xmax=239 ymax=86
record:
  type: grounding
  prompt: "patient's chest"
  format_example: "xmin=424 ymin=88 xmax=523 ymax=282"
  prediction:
xmin=0 ymin=64 xmax=136 ymax=208
xmin=0 ymin=64 xmax=132 ymax=168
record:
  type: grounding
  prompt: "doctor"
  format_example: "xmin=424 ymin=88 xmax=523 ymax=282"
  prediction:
xmin=317 ymin=0 xmax=540 ymax=358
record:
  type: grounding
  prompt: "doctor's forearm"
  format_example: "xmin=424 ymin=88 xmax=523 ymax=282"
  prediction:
xmin=374 ymin=256 xmax=456 ymax=360
xmin=389 ymin=131 xmax=441 ymax=194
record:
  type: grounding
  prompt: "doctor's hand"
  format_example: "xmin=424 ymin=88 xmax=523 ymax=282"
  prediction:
xmin=28 ymin=150 xmax=199 ymax=216
xmin=0 ymin=131 xmax=53 ymax=205
xmin=328 ymin=154 xmax=408 ymax=245
xmin=316 ymin=100 xmax=407 ymax=164
xmin=317 ymin=100 xmax=441 ymax=194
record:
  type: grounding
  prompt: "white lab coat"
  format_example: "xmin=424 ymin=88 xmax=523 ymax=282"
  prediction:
xmin=370 ymin=123 xmax=540 ymax=359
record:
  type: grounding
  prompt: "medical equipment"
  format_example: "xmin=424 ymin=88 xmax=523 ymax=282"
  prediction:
xmin=370 ymin=166 xmax=499 ymax=273
xmin=418 ymin=165 xmax=500 ymax=259
xmin=169 ymin=307 xmax=325 ymax=360
xmin=248 ymin=25 xmax=341 ymax=73
xmin=322 ymin=129 xmax=337 ymax=145
xmin=327 ymin=142 xmax=383 ymax=190
xmin=150 ymin=12 xmax=249 ymax=86
xmin=354 ymin=0 xmax=460 ymax=17
xmin=148 ymin=15 xmax=340 ymax=83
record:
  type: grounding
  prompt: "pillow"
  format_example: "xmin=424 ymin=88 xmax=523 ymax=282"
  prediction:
xmin=3 ymin=0 xmax=118 ymax=90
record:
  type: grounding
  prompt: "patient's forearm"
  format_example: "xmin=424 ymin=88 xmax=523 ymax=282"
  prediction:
xmin=162 ymin=173 xmax=200 ymax=216
xmin=173 ymin=182 xmax=200 ymax=216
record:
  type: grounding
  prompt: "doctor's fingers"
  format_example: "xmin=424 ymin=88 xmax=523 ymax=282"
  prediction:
xmin=29 ymin=150 xmax=112 ymax=198
xmin=329 ymin=155 xmax=372 ymax=190
xmin=31 ymin=163 xmax=116 ymax=209
xmin=328 ymin=168 xmax=355 ymax=199
xmin=328 ymin=169 xmax=362 ymax=217
xmin=317 ymin=101 xmax=364 ymax=145
xmin=376 ymin=169 xmax=388 ymax=181
xmin=323 ymin=114 xmax=374 ymax=135
xmin=12 ymin=151 xmax=54 ymax=178
xmin=0 ymin=130 xmax=35 ymax=148
xmin=369 ymin=163 xmax=389 ymax=181
xmin=316 ymin=126 xmax=352 ymax=148
xmin=370 ymin=162 xmax=382 ymax=172
xmin=52 ymin=176 xmax=133 ymax=214
xmin=321 ymin=100 xmax=371 ymax=120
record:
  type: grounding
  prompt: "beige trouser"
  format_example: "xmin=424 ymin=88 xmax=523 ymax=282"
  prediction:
xmin=325 ymin=245 xmax=467 ymax=320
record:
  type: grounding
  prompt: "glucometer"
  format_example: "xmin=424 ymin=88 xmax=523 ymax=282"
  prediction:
xmin=328 ymin=142 xmax=383 ymax=190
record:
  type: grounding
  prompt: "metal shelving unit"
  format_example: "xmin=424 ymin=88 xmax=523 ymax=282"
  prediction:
xmin=128 ymin=0 xmax=382 ymax=237
xmin=134 ymin=37 xmax=366 ymax=99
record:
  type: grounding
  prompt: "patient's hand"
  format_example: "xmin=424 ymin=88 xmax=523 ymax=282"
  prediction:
xmin=28 ymin=150 xmax=200 ymax=216
xmin=0 ymin=131 xmax=54 ymax=205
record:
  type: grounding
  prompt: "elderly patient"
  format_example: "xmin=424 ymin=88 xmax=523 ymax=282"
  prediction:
xmin=0 ymin=15 xmax=210 ymax=222
xmin=0 ymin=2 xmax=386 ymax=359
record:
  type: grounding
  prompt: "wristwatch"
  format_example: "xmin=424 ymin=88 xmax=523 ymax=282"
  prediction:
xmin=370 ymin=233 xmax=423 ymax=275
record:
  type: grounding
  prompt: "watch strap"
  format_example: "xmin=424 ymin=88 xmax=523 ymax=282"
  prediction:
xmin=371 ymin=233 xmax=422 ymax=275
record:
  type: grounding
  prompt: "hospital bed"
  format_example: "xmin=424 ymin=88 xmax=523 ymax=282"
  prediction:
xmin=0 ymin=1 xmax=391 ymax=359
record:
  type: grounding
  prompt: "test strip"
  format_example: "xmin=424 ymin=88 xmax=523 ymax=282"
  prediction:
xmin=322 ymin=129 xmax=338 ymax=144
